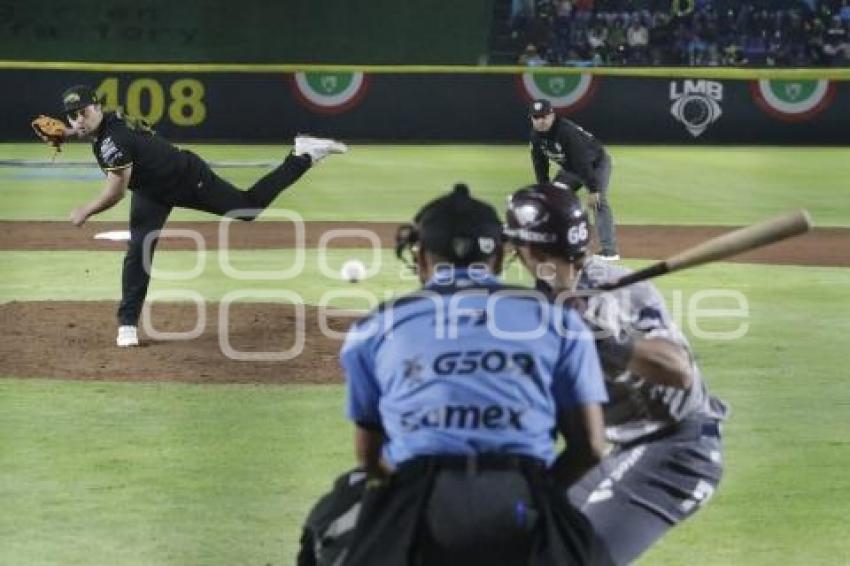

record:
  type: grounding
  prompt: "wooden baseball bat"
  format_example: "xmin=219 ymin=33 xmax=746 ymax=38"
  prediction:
xmin=596 ymin=209 xmax=813 ymax=292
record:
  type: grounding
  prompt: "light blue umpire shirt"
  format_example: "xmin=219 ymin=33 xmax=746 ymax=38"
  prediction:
xmin=342 ymin=266 xmax=607 ymax=468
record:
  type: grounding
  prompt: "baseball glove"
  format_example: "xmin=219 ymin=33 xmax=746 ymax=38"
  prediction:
xmin=31 ymin=115 xmax=68 ymax=151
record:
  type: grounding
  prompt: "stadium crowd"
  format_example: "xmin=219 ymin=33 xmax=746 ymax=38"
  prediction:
xmin=507 ymin=0 xmax=850 ymax=66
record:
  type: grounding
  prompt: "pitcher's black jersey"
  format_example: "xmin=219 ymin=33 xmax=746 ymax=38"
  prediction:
xmin=92 ymin=111 xmax=202 ymax=202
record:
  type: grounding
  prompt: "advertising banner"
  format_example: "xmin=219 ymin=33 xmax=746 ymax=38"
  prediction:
xmin=3 ymin=69 xmax=847 ymax=144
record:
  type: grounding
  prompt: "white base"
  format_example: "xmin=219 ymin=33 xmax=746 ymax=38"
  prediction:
xmin=94 ymin=230 xmax=131 ymax=242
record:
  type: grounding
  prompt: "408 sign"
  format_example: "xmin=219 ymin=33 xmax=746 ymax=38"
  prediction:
xmin=95 ymin=77 xmax=207 ymax=127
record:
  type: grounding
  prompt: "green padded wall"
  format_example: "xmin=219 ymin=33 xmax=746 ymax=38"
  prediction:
xmin=0 ymin=0 xmax=495 ymax=64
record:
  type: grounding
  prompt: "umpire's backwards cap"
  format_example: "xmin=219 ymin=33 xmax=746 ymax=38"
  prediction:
xmin=395 ymin=184 xmax=503 ymax=267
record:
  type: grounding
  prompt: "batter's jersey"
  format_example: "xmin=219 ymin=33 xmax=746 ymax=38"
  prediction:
xmin=576 ymin=258 xmax=729 ymax=444
xmin=92 ymin=111 xmax=204 ymax=203
xmin=342 ymin=268 xmax=608 ymax=468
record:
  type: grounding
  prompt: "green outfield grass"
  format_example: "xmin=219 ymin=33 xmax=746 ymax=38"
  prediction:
xmin=0 ymin=248 xmax=849 ymax=312
xmin=0 ymin=380 xmax=348 ymax=566
xmin=0 ymin=249 xmax=419 ymax=307
xmin=2 ymin=143 xmax=849 ymax=226
xmin=1 ymin=143 xmax=849 ymax=565
xmin=2 ymin=252 xmax=849 ymax=564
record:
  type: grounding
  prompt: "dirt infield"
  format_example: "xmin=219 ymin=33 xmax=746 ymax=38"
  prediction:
xmin=1 ymin=301 xmax=352 ymax=384
xmin=1 ymin=220 xmax=847 ymax=383
xmin=1 ymin=220 xmax=848 ymax=266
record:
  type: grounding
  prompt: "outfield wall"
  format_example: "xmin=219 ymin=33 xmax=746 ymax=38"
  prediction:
xmin=4 ymin=65 xmax=848 ymax=144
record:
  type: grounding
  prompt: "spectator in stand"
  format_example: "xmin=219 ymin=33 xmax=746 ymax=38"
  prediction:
xmin=569 ymin=9 xmax=592 ymax=56
xmin=671 ymin=21 xmax=690 ymax=64
xmin=537 ymin=0 xmax=557 ymax=21
xmin=607 ymin=16 xmax=628 ymax=63
xmin=519 ymin=43 xmax=549 ymax=66
xmin=702 ymin=12 xmax=721 ymax=65
xmin=503 ymin=0 xmax=836 ymax=67
xmin=649 ymin=10 xmax=672 ymax=63
xmin=723 ymin=36 xmax=748 ymax=65
xmin=511 ymin=0 xmax=535 ymax=28
xmin=816 ymin=1 xmax=836 ymax=24
xmin=626 ymin=17 xmax=650 ymax=63
xmin=824 ymin=15 xmax=849 ymax=63
xmin=688 ymin=24 xmax=709 ymax=64
xmin=767 ymin=29 xmax=787 ymax=65
xmin=786 ymin=10 xmax=806 ymax=42
xmin=564 ymin=47 xmax=594 ymax=66
xmin=523 ymin=4 xmax=555 ymax=55
xmin=806 ymin=17 xmax=827 ymax=64
xmin=744 ymin=30 xmax=769 ymax=64
xmin=587 ymin=20 xmax=609 ymax=63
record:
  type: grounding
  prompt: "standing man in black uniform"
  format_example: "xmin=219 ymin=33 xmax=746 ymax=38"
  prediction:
xmin=529 ymin=98 xmax=620 ymax=260
xmin=60 ymin=84 xmax=347 ymax=347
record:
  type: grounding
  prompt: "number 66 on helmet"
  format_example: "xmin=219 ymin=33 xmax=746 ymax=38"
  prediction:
xmin=504 ymin=183 xmax=591 ymax=261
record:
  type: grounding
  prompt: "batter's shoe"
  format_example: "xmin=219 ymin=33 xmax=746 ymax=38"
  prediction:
xmin=294 ymin=135 xmax=348 ymax=163
xmin=595 ymin=251 xmax=621 ymax=261
xmin=117 ymin=325 xmax=139 ymax=347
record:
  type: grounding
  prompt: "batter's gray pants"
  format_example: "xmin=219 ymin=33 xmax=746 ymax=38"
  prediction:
xmin=567 ymin=418 xmax=724 ymax=565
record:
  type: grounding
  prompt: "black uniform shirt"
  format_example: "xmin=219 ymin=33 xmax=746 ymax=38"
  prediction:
xmin=92 ymin=112 xmax=201 ymax=203
xmin=530 ymin=117 xmax=607 ymax=191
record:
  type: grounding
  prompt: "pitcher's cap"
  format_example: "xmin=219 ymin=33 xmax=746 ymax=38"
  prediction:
xmin=62 ymin=85 xmax=99 ymax=113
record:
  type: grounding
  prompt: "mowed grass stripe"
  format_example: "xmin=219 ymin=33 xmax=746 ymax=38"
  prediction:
xmin=2 ymin=143 xmax=849 ymax=226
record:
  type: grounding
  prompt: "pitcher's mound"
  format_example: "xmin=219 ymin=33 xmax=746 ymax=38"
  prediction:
xmin=0 ymin=301 xmax=357 ymax=384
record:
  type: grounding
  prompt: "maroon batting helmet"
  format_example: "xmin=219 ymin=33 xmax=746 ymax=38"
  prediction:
xmin=504 ymin=184 xmax=590 ymax=261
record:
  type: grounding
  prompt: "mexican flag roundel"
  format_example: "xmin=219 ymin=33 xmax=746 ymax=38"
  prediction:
xmin=291 ymin=72 xmax=369 ymax=114
xmin=750 ymin=79 xmax=834 ymax=122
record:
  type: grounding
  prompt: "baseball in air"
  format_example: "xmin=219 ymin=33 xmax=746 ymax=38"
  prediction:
xmin=340 ymin=259 xmax=367 ymax=283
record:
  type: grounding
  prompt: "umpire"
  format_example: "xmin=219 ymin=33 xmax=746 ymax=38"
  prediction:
xmin=59 ymin=84 xmax=346 ymax=347
xmin=529 ymin=99 xmax=620 ymax=260
xmin=333 ymin=184 xmax=612 ymax=566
